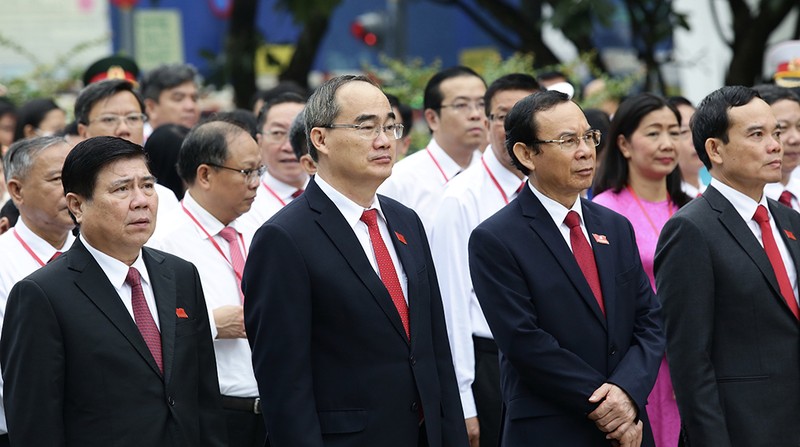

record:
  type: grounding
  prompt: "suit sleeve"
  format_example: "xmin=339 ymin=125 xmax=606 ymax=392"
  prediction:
xmin=655 ymin=214 xmax=733 ymax=447
xmin=605 ymin=218 xmax=665 ymax=412
xmin=243 ymin=222 xmax=323 ymax=447
xmin=0 ymin=279 xmax=66 ymax=446
xmin=469 ymin=226 xmax=607 ymax=416
xmin=189 ymin=264 xmax=227 ymax=447
xmin=418 ymin=215 xmax=470 ymax=447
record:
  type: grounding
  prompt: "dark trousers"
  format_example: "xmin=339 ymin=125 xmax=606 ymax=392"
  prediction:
xmin=473 ymin=335 xmax=501 ymax=447
xmin=222 ymin=401 xmax=267 ymax=447
xmin=0 ymin=434 xmax=8 ymax=447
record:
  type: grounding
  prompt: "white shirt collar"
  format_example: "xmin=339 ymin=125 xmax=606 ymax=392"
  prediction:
xmin=528 ymin=182 xmax=584 ymax=226
xmin=182 ymin=191 xmax=246 ymax=239
xmin=314 ymin=174 xmax=387 ymax=230
xmin=482 ymin=147 xmax=524 ymax=198
xmin=260 ymin=170 xmax=308 ymax=200
xmin=426 ymin=137 xmax=470 ymax=180
xmin=710 ymin=177 xmax=769 ymax=222
xmin=80 ymin=234 xmax=151 ymax=290
xmin=14 ymin=218 xmax=75 ymax=260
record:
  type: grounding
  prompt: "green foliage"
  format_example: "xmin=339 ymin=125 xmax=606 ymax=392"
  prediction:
xmin=0 ymin=32 xmax=109 ymax=106
xmin=368 ymin=55 xmax=442 ymax=110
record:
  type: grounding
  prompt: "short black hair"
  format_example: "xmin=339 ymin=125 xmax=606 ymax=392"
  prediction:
xmin=0 ymin=199 xmax=19 ymax=228
xmin=536 ymin=71 xmax=568 ymax=84
xmin=0 ymin=97 xmax=16 ymax=120
xmin=504 ymin=90 xmax=571 ymax=175
xmin=255 ymin=92 xmax=306 ymax=133
xmin=140 ymin=64 xmax=198 ymax=101
xmin=250 ymin=81 xmax=309 ymax=111
xmin=423 ymin=66 xmax=485 ymax=111
xmin=14 ymin=98 xmax=62 ymax=141
xmin=752 ymin=84 xmax=800 ymax=106
xmin=203 ymin=109 xmax=259 ymax=139
xmin=178 ymin=121 xmax=244 ymax=185
xmin=484 ymin=73 xmax=540 ymax=116
xmin=143 ymin=124 xmax=190 ymax=200
xmin=386 ymin=93 xmax=413 ymax=138
xmin=692 ymin=86 xmax=761 ymax=170
xmin=62 ymin=136 xmax=148 ymax=200
xmin=74 ymin=79 xmax=144 ymax=125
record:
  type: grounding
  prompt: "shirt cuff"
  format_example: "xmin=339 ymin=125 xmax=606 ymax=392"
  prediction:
xmin=460 ymin=390 xmax=477 ymax=419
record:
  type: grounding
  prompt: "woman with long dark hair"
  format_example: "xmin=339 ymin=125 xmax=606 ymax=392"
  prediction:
xmin=593 ymin=92 xmax=690 ymax=447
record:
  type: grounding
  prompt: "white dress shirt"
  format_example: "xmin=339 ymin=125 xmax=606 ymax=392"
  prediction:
xmin=378 ymin=137 xmax=481 ymax=237
xmin=764 ymin=176 xmax=800 ymax=212
xmin=149 ymin=191 xmax=259 ymax=398
xmin=238 ymin=171 xmax=308 ymax=231
xmin=529 ymin=183 xmax=591 ymax=250
xmin=429 ymin=148 xmax=524 ymax=418
xmin=315 ymin=175 xmax=408 ymax=301
xmin=0 ymin=219 xmax=75 ymax=434
xmin=711 ymin=178 xmax=798 ymax=300
xmin=681 ymin=179 xmax=706 ymax=198
xmin=81 ymin=235 xmax=160 ymax=329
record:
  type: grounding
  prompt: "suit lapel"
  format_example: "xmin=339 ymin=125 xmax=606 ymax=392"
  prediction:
xmin=380 ymin=198 xmax=419 ymax=346
xmin=706 ymin=187 xmax=784 ymax=303
xmin=306 ymin=181 xmax=409 ymax=344
xmin=69 ymin=240 xmax=164 ymax=378
xmin=145 ymin=248 xmax=175 ymax=383
xmin=519 ymin=188 xmax=607 ymax=327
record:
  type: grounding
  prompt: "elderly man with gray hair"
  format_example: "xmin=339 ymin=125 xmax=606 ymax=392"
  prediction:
xmin=0 ymin=135 xmax=75 ymax=446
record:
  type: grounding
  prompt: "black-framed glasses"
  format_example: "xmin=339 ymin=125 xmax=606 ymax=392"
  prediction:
xmin=532 ymin=130 xmax=602 ymax=151
xmin=88 ymin=113 xmax=148 ymax=129
xmin=323 ymin=123 xmax=404 ymax=140
xmin=488 ymin=113 xmax=507 ymax=123
xmin=206 ymin=163 xmax=266 ymax=183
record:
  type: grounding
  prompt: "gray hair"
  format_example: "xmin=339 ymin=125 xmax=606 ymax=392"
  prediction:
xmin=3 ymin=135 xmax=68 ymax=181
xmin=304 ymin=75 xmax=379 ymax=162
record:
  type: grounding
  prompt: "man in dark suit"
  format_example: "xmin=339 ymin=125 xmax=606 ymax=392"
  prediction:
xmin=655 ymin=86 xmax=800 ymax=447
xmin=469 ymin=91 xmax=665 ymax=446
xmin=243 ymin=75 xmax=468 ymax=447
xmin=0 ymin=136 xmax=225 ymax=446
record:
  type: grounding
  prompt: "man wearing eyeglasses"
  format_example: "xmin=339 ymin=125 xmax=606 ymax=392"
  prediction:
xmin=429 ymin=73 xmax=538 ymax=447
xmin=243 ymin=75 xmax=468 ymax=447
xmin=379 ymin=66 xmax=487 ymax=236
xmin=239 ymin=92 xmax=307 ymax=230
xmin=150 ymin=120 xmax=265 ymax=446
xmin=74 ymin=79 xmax=180 ymax=235
xmin=469 ymin=91 xmax=664 ymax=446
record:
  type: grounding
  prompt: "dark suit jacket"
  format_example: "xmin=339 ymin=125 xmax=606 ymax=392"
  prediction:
xmin=468 ymin=186 xmax=664 ymax=446
xmin=242 ymin=178 xmax=468 ymax=447
xmin=0 ymin=239 xmax=225 ymax=447
xmin=654 ymin=185 xmax=800 ymax=447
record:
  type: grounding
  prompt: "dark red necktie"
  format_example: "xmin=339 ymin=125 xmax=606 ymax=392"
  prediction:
xmin=47 ymin=251 xmax=62 ymax=263
xmin=291 ymin=189 xmax=304 ymax=199
xmin=360 ymin=209 xmax=410 ymax=338
xmin=564 ymin=211 xmax=605 ymax=315
xmin=779 ymin=190 xmax=794 ymax=208
xmin=753 ymin=205 xmax=799 ymax=319
xmin=126 ymin=267 xmax=163 ymax=372
xmin=218 ymin=227 xmax=245 ymax=301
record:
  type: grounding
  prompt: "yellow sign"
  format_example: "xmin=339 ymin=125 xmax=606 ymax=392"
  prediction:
xmin=255 ymin=44 xmax=295 ymax=76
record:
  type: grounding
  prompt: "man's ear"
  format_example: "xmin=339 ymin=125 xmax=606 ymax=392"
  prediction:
xmin=6 ymin=178 xmax=23 ymax=205
xmin=706 ymin=138 xmax=723 ymax=166
xmin=424 ymin=108 xmax=440 ymax=133
xmin=195 ymin=164 xmax=213 ymax=190
xmin=65 ymin=192 xmax=84 ymax=225
xmin=310 ymin=127 xmax=328 ymax=158
xmin=512 ymin=142 xmax=536 ymax=173
xmin=0 ymin=217 xmax=10 ymax=235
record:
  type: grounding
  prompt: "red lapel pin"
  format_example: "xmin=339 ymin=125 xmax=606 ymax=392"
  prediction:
xmin=785 ymin=229 xmax=796 ymax=241
xmin=395 ymin=231 xmax=407 ymax=245
xmin=592 ymin=233 xmax=609 ymax=245
xmin=176 ymin=308 xmax=189 ymax=319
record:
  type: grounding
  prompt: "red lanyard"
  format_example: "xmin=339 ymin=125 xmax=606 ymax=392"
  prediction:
xmin=261 ymin=181 xmax=287 ymax=207
xmin=627 ymin=185 xmax=674 ymax=236
xmin=180 ymin=202 xmax=247 ymax=281
xmin=482 ymin=157 xmax=515 ymax=205
xmin=426 ymin=148 xmax=451 ymax=183
xmin=13 ymin=229 xmax=46 ymax=267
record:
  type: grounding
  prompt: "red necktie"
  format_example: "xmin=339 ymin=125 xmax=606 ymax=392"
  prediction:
xmin=47 ymin=251 xmax=62 ymax=263
xmin=126 ymin=267 xmax=163 ymax=372
xmin=291 ymin=189 xmax=304 ymax=199
xmin=564 ymin=211 xmax=605 ymax=315
xmin=218 ymin=227 xmax=245 ymax=301
xmin=360 ymin=209 xmax=410 ymax=338
xmin=779 ymin=190 xmax=794 ymax=208
xmin=753 ymin=205 xmax=799 ymax=319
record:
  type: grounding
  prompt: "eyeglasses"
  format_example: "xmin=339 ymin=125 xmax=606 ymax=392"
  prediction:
xmin=88 ymin=113 xmax=148 ymax=129
xmin=323 ymin=123 xmax=404 ymax=140
xmin=440 ymin=100 xmax=486 ymax=115
xmin=532 ymin=130 xmax=602 ymax=151
xmin=488 ymin=113 xmax=507 ymax=123
xmin=206 ymin=163 xmax=266 ymax=183
xmin=261 ymin=128 xmax=289 ymax=144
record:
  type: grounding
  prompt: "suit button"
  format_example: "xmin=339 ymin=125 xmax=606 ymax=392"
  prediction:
xmin=409 ymin=355 xmax=416 ymax=366
xmin=609 ymin=345 xmax=617 ymax=356
xmin=410 ymin=402 xmax=419 ymax=412
xmin=168 ymin=396 xmax=175 ymax=406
